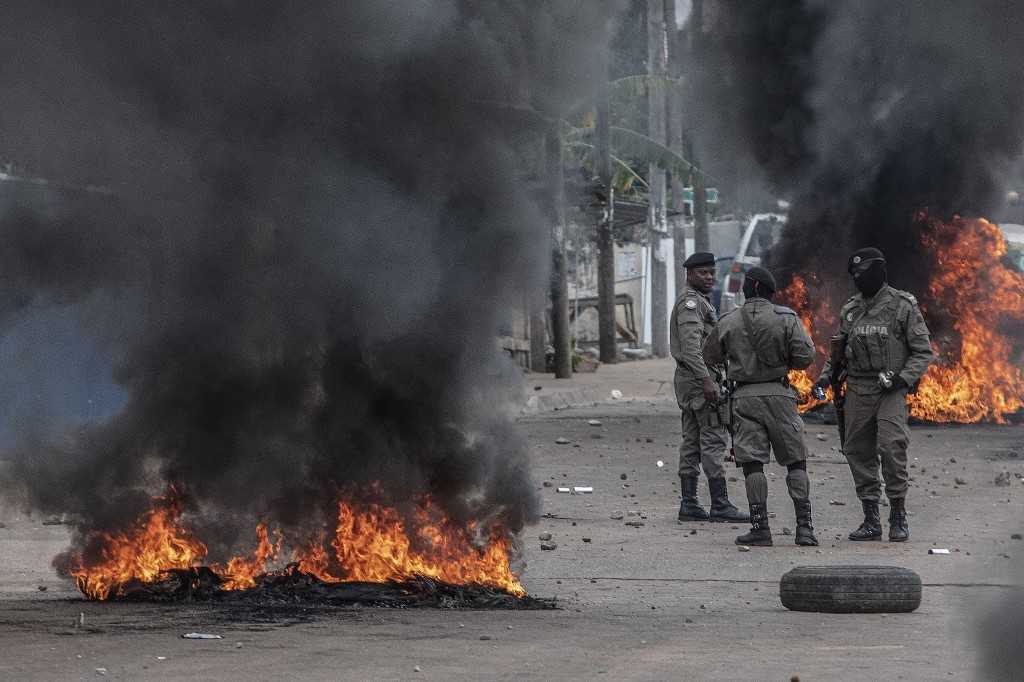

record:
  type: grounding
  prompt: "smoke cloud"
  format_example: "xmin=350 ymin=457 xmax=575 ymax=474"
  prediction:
xmin=689 ymin=0 xmax=1024 ymax=311
xmin=0 ymin=2 xmax=614 ymax=561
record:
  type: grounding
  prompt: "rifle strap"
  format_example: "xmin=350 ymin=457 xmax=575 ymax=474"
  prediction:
xmin=740 ymin=305 xmax=775 ymax=367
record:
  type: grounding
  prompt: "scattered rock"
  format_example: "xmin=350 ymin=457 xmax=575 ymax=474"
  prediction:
xmin=737 ymin=545 xmax=751 ymax=552
xmin=609 ymin=511 xmax=624 ymax=520
xmin=538 ymin=532 xmax=553 ymax=541
xmin=816 ymin=433 xmax=827 ymax=441
xmin=625 ymin=520 xmax=645 ymax=528
xmin=591 ymin=434 xmax=603 ymax=439
xmin=95 ymin=669 xmax=108 ymax=676
xmin=533 ymin=386 xmax=542 ymax=391
xmin=996 ymin=471 xmax=1013 ymax=486
xmin=542 ymin=481 xmax=553 ymax=488
xmin=782 ymin=527 xmax=793 ymax=536
xmin=955 ymin=477 xmax=967 ymax=485
xmin=555 ymin=437 xmax=571 ymax=445
xmin=540 ymin=541 xmax=557 ymax=550
xmin=42 ymin=516 xmax=65 ymax=526
xmin=689 ymin=529 xmax=697 ymax=535
xmin=610 ymin=389 xmax=623 ymax=400
xmin=646 ymin=437 xmax=654 ymax=443
xmin=479 ymin=635 xmax=493 ymax=641
xmin=414 ymin=665 xmax=422 ymax=673
xmin=949 ymin=457 xmax=957 ymax=463
xmin=588 ymin=419 xmax=602 ymax=426
xmin=0 ymin=522 xmax=5 ymax=529
xmin=627 ymin=510 xmax=639 ymax=516
xmin=1012 ymin=533 xmax=1023 ymax=540
xmin=685 ymin=617 xmax=694 ymax=623
xmin=829 ymin=500 xmax=846 ymax=506
xmin=582 ymin=537 xmax=592 ymax=543
xmin=620 ymin=473 xmax=628 ymax=480
xmin=37 ymin=585 xmax=47 ymax=592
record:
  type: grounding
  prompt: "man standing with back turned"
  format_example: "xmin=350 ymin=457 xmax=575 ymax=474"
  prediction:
xmin=670 ymin=252 xmax=748 ymax=523
xmin=813 ymin=248 xmax=933 ymax=542
xmin=703 ymin=266 xmax=818 ymax=546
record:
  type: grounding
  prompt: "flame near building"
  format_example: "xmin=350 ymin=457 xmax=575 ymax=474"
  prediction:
xmin=781 ymin=215 xmax=1024 ymax=424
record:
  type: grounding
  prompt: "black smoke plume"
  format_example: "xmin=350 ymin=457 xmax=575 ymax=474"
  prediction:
xmin=0 ymin=2 xmax=614 ymax=564
xmin=688 ymin=1 xmax=1024 ymax=315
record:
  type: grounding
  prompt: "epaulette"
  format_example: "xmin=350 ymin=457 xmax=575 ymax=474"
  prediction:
xmin=773 ymin=305 xmax=797 ymax=316
xmin=893 ymin=288 xmax=918 ymax=306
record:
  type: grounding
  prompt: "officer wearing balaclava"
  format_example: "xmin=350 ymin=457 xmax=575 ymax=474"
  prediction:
xmin=814 ymin=248 xmax=934 ymax=542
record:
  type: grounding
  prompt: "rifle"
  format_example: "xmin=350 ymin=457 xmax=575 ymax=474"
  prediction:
xmin=828 ymin=334 xmax=848 ymax=447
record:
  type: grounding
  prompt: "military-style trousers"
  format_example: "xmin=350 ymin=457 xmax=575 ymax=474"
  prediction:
xmin=678 ymin=399 xmax=728 ymax=480
xmin=843 ymin=385 xmax=911 ymax=502
xmin=731 ymin=395 xmax=808 ymax=467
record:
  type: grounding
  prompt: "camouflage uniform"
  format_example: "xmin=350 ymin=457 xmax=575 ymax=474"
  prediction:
xmin=820 ymin=284 xmax=934 ymax=503
xmin=704 ymin=297 xmax=818 ymax=545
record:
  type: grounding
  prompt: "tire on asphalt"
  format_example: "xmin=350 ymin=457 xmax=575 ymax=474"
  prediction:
xmin=779 ymin=565 xmax=921 ymax=613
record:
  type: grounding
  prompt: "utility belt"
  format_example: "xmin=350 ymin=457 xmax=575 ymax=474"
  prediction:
xmin=733 ymin=375 xmax=790 ymax=389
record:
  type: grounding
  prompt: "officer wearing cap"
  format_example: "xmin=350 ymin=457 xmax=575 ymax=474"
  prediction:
xmin=703 ymin=266 xmax=818 ymax=546
xmin=814 ymin=247 xmax=933 ymax=542
xmin=670 ymin=251 xmax=748 ymax=523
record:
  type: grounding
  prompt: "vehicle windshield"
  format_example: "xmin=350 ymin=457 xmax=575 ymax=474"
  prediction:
xmin=746 ymin=217 xmax=784 ymax=259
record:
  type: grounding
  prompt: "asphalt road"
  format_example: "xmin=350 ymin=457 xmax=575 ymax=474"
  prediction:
xmin=1 ymin=398 xmax=1022 ymax=680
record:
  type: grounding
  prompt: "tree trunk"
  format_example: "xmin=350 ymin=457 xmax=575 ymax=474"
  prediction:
xmin=595 ymin=65 xmax=618 ymax=364
xmin=647 ymin=0 xmax=669 ymax=358
xmin=546 ymin=127 xmax=572 ymax=379
xmin=529 ymin=291 xmax=547 ymax=373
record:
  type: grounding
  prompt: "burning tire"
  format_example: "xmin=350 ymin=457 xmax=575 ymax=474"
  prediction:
xmin=779 ymin=565 xmax=921 ymax=613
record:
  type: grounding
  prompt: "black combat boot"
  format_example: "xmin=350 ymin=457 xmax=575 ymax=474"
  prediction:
xmin=735 ymin=503 xmax=772 ymax=546
xmin=708 ymin=477 xmax=750 ymax=522
xmin=888 ymin=497 xmax=909 ymax=542
xmin=677 ymin=475 xmax=709 ymax=521
xmin=793 ymin=499 xmax=819 ymax=547
xmin=848 ymin=499 xmax=883 ymax=541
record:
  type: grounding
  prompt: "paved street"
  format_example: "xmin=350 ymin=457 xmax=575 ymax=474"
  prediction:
xmin=1 ymin=360 xmax=1022 ymax=680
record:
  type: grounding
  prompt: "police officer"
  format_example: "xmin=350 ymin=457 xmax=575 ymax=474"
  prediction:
xmin=703 ymin=266 xmax=818 ymax=547
xmin=814 ymin=247 xmax=933 ymax=542
xmin=670 ymin=252 xmax=748 ymax=523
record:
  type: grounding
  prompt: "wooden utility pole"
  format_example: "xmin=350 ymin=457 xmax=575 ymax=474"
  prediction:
xmin=664 ymin=0 xmax=688 ymax=298
xmin=687 ymin=0 xmax=710 ymax=253
xmin=546 ymin=126 xmax=572 ymax=379
xmin=647 ymin=0 xmax=669 ymax=358
xmin=596 ymin=58 xmax=617 ymax=364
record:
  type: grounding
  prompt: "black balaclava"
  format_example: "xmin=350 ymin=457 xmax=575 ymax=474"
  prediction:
xmin=848 ymin=248 xmax=887 ymax=297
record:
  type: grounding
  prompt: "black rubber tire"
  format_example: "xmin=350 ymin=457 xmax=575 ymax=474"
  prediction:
xmin=779 ymin=565 xmax=921 ymax=613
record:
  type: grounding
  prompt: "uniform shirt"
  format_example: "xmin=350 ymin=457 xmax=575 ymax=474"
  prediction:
xmin=703 ymin=297 xmax=815 ymax=397
xmin=670 ymin=285 xmax=717 ymax=402
xmin=819 ymin=284 xmax=933 ymax=389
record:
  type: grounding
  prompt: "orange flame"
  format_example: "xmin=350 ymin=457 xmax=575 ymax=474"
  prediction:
xmin=70 ymin=493 xmax=207 ymax=600
xmin=67 ymin=488 xmax=525 ymax=599
xmin=908 ymin=215 xmax=1024 ymax=423
xmin=293 ymin=500 xmax=525 ymax=596
xmin=779 ymin=215 xmax=1024 ymax=423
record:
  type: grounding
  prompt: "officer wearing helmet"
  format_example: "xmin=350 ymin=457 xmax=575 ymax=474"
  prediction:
xmin=703 ymin=266 xmax=818 ymax=547
xmin=814 ymin=247 xmax=934 ymax=542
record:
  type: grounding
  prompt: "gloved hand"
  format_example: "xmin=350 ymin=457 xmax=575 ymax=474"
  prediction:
xmin=888 ymin=374 xmax=909 ymax=391
xmin=702 ymin=376 xmax=718 ymax=404
xmin=813 ymin=375 xmax=830 ymax=391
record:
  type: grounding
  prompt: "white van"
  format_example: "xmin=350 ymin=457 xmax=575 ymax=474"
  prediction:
xmin=720 ymin=212 xmax=787 ymax=313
